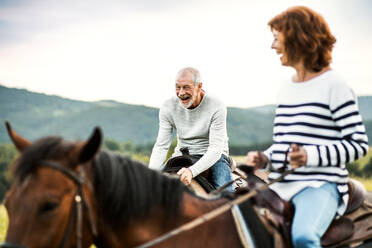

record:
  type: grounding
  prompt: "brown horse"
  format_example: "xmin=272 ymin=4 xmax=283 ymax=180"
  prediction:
xmin=1 ymin=122 xmax=254 ymax=248
xmin=4 ymin=122 xmax=372 ymax=248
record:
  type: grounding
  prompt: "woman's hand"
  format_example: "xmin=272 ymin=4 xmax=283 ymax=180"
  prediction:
xmin=289 ymin=144 xmax=307 ymax=168
xmin=245 ymin=151 xmax=268 ymax=169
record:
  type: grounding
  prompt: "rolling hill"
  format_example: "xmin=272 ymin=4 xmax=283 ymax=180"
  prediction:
xmin=1 ymin=85 xmax=371 ymax=146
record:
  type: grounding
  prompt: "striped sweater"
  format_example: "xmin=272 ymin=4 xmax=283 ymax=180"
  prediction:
xmin=265 ymin=70 xmax=369 ymax=215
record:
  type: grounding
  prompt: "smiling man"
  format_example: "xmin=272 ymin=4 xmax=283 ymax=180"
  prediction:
xmin=149 ymin=67 xmax=233 ymax=191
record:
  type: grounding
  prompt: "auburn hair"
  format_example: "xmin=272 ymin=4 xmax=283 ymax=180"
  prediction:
xmin=268 ymin=6 xmax=336 ymax=72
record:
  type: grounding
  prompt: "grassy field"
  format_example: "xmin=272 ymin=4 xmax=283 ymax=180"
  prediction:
xmin=0 ymin=205 xmax=8 ymax=242
xmin=355 ymin=177 xmax=372 ymax=191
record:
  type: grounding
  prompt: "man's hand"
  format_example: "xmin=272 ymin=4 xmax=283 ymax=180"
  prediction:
xmin=289 ymin=144 xmax=307 ymax=169
xmin=177 ymin=167 xmax=193 ymax=185
xmin=245 ymin=151 xmax=268 ymax=169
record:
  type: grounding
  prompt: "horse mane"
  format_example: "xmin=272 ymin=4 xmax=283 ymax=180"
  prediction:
xmin=92 ymin=150 xmax=186 ymax=228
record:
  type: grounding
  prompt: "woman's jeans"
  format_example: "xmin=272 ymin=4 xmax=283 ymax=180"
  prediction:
xmin=209 ymin=154 xmax=233 ymax=192
xmin=291 ymin=182 xmax=340 ymax=248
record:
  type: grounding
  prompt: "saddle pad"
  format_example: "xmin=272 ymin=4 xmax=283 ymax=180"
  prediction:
xmin=231 ymin=205 xmax=255 ymax=248
xmin=231 ymin=200 xmax=274 ymax=248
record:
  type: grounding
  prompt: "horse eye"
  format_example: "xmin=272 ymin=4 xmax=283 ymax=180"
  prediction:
xmin=39 ymin=201 xmax=59 ymax=214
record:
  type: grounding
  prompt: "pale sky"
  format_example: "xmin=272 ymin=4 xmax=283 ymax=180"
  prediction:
xmin=0 ymin=0 xmax=371 ymax=108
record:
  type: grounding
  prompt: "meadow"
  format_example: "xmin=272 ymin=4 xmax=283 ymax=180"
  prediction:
xmin=0 ymin=205 xmax=7 ymax=242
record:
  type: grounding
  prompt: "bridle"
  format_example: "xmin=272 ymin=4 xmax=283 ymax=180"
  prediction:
xmin=1 ymin=161 xmax=98 ymax=248
xmin=39 ymin=160 xmax=98 ymax=248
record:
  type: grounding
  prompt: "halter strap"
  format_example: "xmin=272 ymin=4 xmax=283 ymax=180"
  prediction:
xmin=40 ymin=160 xmax=98 ymax=248
xmin=40 ymin=161 xmax=83 ymax=185
xmin=58 ymin=194 xmax=77 ymax=248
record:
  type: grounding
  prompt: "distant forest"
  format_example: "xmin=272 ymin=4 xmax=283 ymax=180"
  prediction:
xmin=1 ymin=140 xmax=372 ymax=201
xmin=1 ymin=84 xmax=372 ymax=146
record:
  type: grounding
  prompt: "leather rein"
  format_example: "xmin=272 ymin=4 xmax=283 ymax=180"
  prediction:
xmin=40 ymin=160 xmax=98 ymax=248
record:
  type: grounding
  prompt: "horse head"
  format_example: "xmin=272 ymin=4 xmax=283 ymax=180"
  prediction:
xmin=1 ymin=121 xmax=102 ymax=248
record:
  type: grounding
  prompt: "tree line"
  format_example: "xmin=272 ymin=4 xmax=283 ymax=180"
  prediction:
xmin=1 ymin=140 xmax=372 ymax=201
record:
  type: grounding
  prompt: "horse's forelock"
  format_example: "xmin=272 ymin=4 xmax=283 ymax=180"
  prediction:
xmin=14 ymin=136 xmax=73 ymax=181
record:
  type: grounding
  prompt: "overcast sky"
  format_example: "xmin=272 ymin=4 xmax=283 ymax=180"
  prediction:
xmin=0 ymin=0 xmax=371 ymax=108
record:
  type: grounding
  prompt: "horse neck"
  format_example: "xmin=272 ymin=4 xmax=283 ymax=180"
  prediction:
xmin=79 ymin=163 xmax=118 ymax=247
xmin=120 ymin=191 xmax=234 ymax=247
xmin=182 ymin=191 xmax=229 ymax=219
xmin=83 ymin=161 xmax=169 ymax=247
xmin=85 ymin=156 xmax=236 ymax=247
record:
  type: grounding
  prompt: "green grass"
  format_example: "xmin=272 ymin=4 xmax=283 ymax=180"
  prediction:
xmin=232 ymin=155 xmax=245 ymax=163
xmin=354 ymin=148 xmax=372 ymax=169
xmin=353 ymin=177 xmax=372 ymax=191
xmin=0 ymin=205 xmax=8 ymax=242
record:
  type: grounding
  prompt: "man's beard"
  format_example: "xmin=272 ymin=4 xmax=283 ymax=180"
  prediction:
xmin=179 ymin=95 xmax=195 ymax=109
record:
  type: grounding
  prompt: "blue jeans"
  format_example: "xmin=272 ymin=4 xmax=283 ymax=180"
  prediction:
xmin=209 ymin=154 xmax=233 ymax=192
xmin=291 ymin=182 xmax=340 ymax=248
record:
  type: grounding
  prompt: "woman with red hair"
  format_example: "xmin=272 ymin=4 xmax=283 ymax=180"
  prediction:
xmin=246 ymin=6 xmax=369 ymax=247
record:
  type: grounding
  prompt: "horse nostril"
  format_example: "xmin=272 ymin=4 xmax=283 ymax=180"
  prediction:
xmin=0 ymin=242 xmax=27 ymax=248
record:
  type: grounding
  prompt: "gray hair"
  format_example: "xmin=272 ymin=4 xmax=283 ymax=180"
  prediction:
xmin=176 ymin=67 xmax=202 ymax=86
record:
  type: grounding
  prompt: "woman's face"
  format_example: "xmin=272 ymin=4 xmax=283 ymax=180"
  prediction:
xmin=271 ymin=29 xmax=288 ymax=66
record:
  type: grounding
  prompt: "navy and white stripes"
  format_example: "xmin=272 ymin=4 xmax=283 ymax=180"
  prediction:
xmin=269 ymin=101 xmax=368 ymax=170
xmin=264 ymin=70 xmax=369 ymax=215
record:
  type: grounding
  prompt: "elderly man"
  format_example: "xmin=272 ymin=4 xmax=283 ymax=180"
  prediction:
xmin=149 ymin=67 xmax=232 ymax=191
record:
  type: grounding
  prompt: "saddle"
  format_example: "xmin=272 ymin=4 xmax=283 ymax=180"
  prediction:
xmin=164 ymin=147 xmax=215 ymax=192
xmin=323 ymin=179 xmax=372 ymax=247
xmin=164 ymin=147 xmax=237 ymax=193
xmin=238 ymin=165 xmax=372 ymax=247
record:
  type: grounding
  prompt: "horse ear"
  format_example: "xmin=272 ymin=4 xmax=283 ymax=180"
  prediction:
xmin=5 ymin=121 xmax=31 ymax=152
xmin=78 ymin=127 xmax=102 ymax=163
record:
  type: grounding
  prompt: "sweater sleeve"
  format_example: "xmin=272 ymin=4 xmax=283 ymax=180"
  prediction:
xmin=304 ymin=83 xmax=369 ymax=167
xmin=148 ymin=107 xmax=174 ymax=170
xmin=189 ymin=106 xmax=227 ymax=177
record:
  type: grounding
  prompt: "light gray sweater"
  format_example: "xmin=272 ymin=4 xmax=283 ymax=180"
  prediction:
xmin=149 ymin=94 xmax=229 ymax=177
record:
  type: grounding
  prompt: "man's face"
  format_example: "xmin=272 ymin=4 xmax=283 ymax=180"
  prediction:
xmin=271 ymin=29 xmax=288 ymax=66
xmin=175 ymin=73 xmax=202 ymax=109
